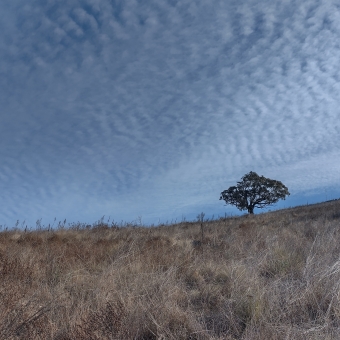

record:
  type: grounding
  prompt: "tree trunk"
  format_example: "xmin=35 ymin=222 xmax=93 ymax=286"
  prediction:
xmin=247 ymin=206 xmax=254 ymax=214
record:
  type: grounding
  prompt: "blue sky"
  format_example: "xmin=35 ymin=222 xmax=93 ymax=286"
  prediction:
xmin=1 ymin=0 xmax=340 ymax=228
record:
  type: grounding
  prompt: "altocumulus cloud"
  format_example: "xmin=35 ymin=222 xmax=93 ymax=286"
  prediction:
xmin=1 ymin=0 xmax=340 ymax=227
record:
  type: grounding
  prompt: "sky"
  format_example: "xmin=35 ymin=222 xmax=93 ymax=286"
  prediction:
xmin=1 ymin=0 xmax=340 ymax=228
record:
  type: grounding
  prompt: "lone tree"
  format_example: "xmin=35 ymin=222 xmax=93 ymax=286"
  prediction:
xmin=220 ymin=171 xmax=290 ymax=214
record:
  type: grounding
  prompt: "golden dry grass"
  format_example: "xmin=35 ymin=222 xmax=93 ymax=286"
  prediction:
xmin=1 ymin=200 xmax=340 ymax=339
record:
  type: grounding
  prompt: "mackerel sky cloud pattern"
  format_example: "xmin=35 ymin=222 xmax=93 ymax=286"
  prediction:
xmin=1 ymin=0 xmax=340 ymax=227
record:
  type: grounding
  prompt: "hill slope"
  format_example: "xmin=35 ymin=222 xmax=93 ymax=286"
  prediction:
xmin=1 ymin=200 xmax=340 ymax=339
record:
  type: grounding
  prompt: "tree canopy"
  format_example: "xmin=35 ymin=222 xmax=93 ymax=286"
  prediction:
xmin=219 ymin=171 xmax=290 ymax=214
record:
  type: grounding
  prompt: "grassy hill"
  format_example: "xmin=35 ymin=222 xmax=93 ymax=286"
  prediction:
xmin=1 ymin=200 xmax=340 ymax=339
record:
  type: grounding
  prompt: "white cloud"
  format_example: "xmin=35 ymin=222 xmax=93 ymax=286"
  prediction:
xmin=0 ymin=0 xmax=340 ymax=226
xmin=238 ymin=4 xmax=256 ymax=36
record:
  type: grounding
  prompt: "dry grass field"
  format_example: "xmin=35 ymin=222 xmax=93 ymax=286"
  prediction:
xmin=1 ymin=200 xmax=340 ymax=339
